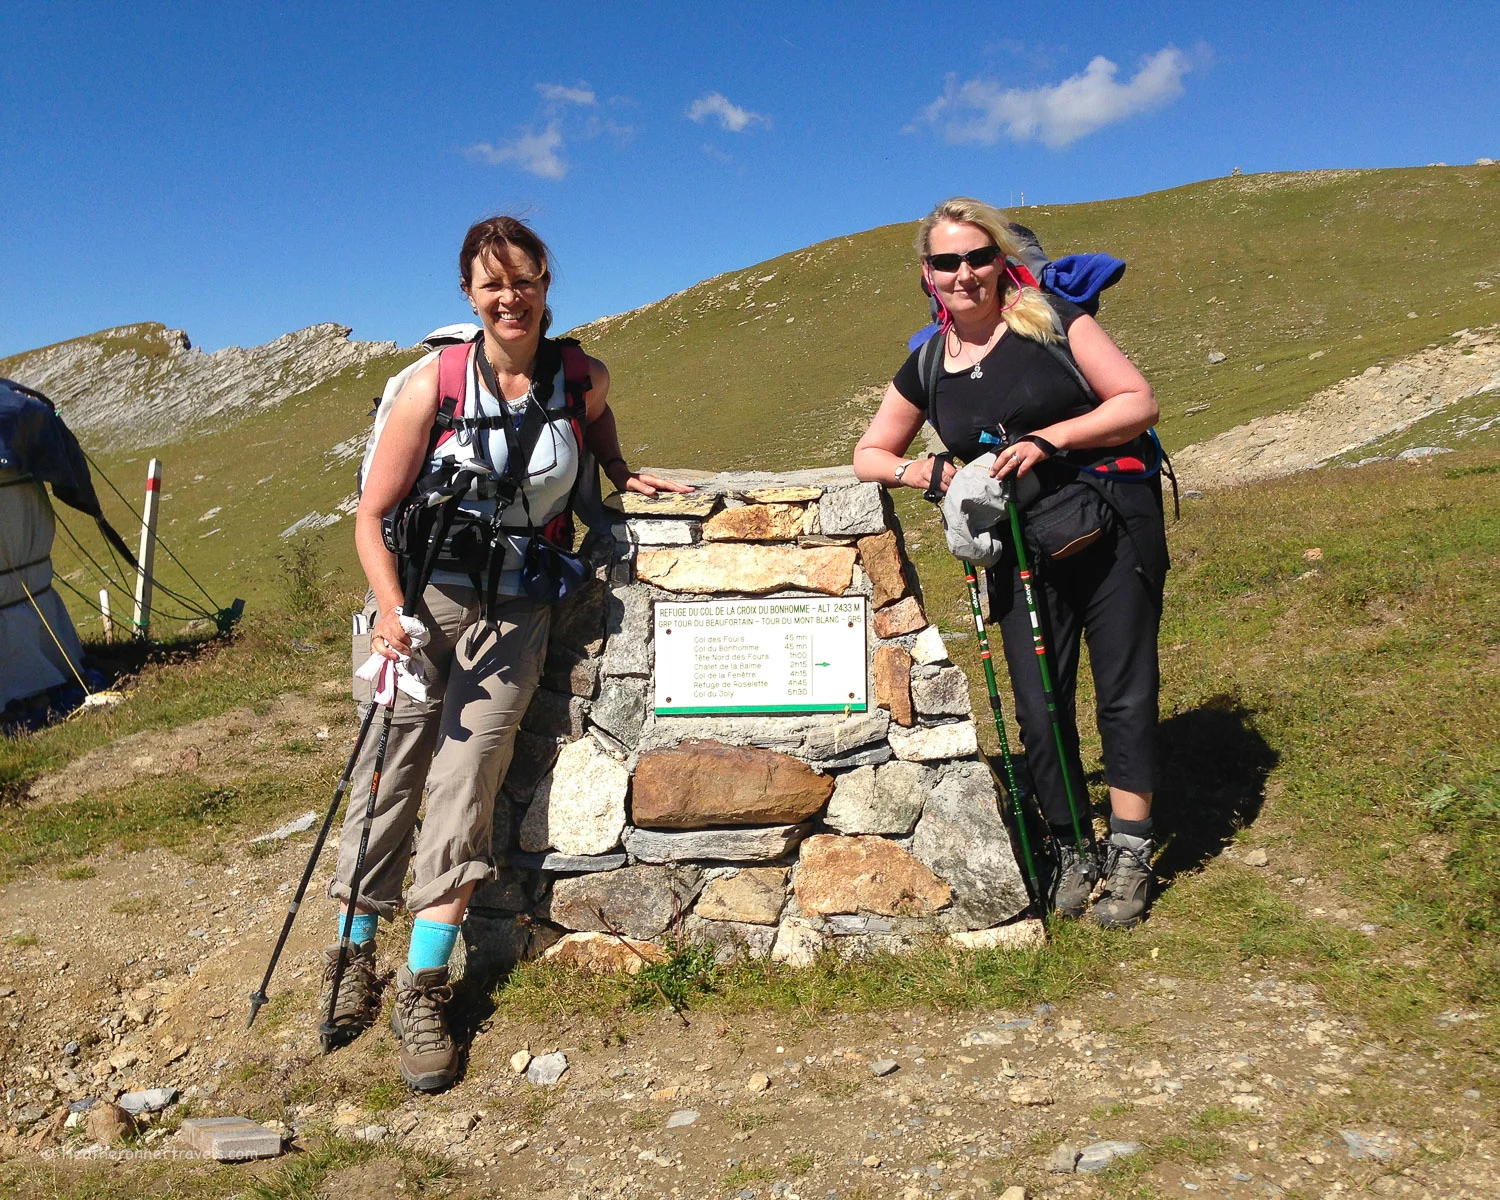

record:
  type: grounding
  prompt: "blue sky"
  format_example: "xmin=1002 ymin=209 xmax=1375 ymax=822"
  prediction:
xmin=3 ymin=2 xmax=1497 ymax=357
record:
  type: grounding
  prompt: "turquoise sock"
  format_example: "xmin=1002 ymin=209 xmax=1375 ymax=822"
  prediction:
xmin=407 ymin=919 xmax=459 ymax=973
xmin=339 ymin=912 xmax=378 ymax=946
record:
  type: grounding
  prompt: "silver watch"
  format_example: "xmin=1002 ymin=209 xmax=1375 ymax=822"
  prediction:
xmin=893 ymin=460 xmax=911 ymax=485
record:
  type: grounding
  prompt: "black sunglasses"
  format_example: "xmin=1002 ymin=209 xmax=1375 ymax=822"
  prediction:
xmin=924 ymin=245 xmax=1003 ymax=273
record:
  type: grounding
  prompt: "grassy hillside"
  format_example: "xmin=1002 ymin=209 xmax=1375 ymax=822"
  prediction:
xmin=25 ymin=165 xmax=1500 ymax=635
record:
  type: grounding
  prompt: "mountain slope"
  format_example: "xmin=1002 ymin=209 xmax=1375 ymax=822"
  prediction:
xmin=578 ymin=166 xmax=1500 ymax=470
xmin=6 ymin=166 xmax=1500 ymax=631
xmin=0 ymin=322 xmax=399 ymax=451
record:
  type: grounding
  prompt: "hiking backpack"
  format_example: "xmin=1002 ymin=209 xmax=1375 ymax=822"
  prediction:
xmin=359 ymin=326 xmax=594 ymax=606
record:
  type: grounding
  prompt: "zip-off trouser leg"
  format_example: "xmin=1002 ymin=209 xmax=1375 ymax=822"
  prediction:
xmin=327 ymin=583 xmax=551 ymax=918
xmin=990 ymin=528 xmax=1163 ymax=830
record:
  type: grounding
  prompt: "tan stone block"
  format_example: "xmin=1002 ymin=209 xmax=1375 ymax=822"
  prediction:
xmin=871 ymin=644 xmax=914 ymax=727
xmin=701 ymin=503 xmax=805 ymax=542
xmin=695 ymin=867 xmax=788 ymax=925
xmin=948 ymin=919 xmax=1047 ymax=951
xmin=637 ymin=544 xmax=856 ymax=597
xmin=632 ymin=740 xmax=834 ymax=828
xmin=857 ymin=530 xmax=908 ymax=608
xmin=872 ymin=595 xmax=926 ymax=638
xmin=604 ymin=492 xmax=719 ymax=517
xmin=540 ymin=930 xmax=670 ymax=974
xmin=794 ymin=834 xmax=952 ymax=917
xmin=744 ymin=486 xmax=822 ymax=503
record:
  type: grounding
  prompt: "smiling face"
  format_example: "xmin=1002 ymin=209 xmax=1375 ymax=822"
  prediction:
xmin=464 ymin=243 xmax=549 ymax=348
xmin=926 ymin=220 xmax=1003 ymax=324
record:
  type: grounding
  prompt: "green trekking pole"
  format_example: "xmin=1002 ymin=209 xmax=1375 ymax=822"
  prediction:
xmin=1006 ymin=502 xmax=1091 ymax=853
xmin=959 ymin=559 xmax=1043 ymax=907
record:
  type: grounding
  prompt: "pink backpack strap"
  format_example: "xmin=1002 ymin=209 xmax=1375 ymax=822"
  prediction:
xmin=557 ymin=340 xmax=592 ymax=421
xmin=428 ymin=342 xmax=472 ymax=453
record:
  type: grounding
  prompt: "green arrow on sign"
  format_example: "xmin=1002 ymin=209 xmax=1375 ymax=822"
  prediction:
xmin=814 ymin=661 xmax=831 ymax=668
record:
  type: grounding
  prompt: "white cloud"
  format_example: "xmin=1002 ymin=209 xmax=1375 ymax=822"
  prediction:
xmin=686 ymin=91 xmax=767 ymax=133
xmin=920 ymin=46 xmax=1194 ymax=149
xmin=465 ymin=124 xmax=567 ymax=180
xmin=537 ymin=82 xmax=596 ymax=107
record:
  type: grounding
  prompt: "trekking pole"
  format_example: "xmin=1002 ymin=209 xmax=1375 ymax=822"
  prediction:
xmin=317 ymin=527 xmax=444 ymax=1052
xmin=319 ymin=693 xmax=395 ymax=1053
xmin=959 ymin=558 xmax=1043 ymax=908
xmin=1006 ymin=501 xmax=1091 ymax=853
xmin=245 ymin=699 xmax=380 ymax=1029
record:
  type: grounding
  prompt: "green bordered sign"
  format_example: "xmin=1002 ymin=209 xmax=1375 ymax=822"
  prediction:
xmin=654 ymin=597 xmax=869 ymax=716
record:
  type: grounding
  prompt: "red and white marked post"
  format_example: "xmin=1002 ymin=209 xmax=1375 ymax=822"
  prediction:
xmin=131 ymin=458 xmax=162 ymax=639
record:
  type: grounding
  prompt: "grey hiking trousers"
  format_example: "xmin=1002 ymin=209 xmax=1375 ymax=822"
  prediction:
xmin=328 ymin=582 xmax=551 ymax=917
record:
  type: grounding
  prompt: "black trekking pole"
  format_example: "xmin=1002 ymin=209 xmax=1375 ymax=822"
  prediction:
xmin=1005 ymin=501 xmax=1091 ymax=853
xmin=317 ymin=501 xmax=452 ymax=1053
xmin=246 ymin=699 xmax=380 ymax=1029
xmin=319 ymin=693 xmax=396 ymax=1053
xmin=959 ymin=558 xmax=1044 ymax=909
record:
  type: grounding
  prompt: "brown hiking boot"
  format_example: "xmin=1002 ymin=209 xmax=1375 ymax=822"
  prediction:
xmin=318 ymin=941 xmax=380 ymax=1049
xmin=1050 ymin=839 xmax=1100 ymax=919
xmin=1091 ymin=834 xmax=1155 ymax=930
xmin=391 ymin=964 xmax=458 ymax=1092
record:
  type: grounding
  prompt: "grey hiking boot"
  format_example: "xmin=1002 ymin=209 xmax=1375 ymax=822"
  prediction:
xmin=1051 ymin=839 xmax=1100 ymax=919
xmin=1091 ymin=834 xmax=1155 ymax=929
xmin=391 ymin=964 xmax=458 ymax=1092
xmin=318 ymin=941 xmax=380 ymax=1048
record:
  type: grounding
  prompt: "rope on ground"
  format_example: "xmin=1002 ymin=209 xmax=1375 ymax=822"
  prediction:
xmin=81 ymin=449 xmax=224 ymax=612
xmin=0 ymin=539 xmax=91 ymax=696
xmin=55 ymin=514 xmax=216 ymax=622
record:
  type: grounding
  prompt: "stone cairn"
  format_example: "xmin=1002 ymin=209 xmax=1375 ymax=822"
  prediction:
xmin=464 ymin=466 xmax=1038 ymax=977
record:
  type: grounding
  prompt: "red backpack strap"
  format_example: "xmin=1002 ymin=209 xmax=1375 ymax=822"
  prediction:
xmin=428 ymin=342 xmax=472 ymax=455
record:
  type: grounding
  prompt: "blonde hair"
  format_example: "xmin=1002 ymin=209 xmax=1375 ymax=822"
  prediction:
xmin=915 ymin=196 xmax=1059 ymax=344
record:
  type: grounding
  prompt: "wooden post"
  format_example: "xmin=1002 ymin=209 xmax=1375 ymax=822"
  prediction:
xmin=132 ymin=458 xmax=162 ymax=639
xmin=99 ymin=588 xmax=114 ymax=644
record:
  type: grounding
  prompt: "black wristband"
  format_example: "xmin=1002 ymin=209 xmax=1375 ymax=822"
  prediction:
xmin=1020 ymin=434 xmax=1058 ymax=457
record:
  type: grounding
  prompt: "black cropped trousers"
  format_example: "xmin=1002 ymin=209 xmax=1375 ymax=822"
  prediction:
xmin=988 ymin=525 xmax=1163 ymax=831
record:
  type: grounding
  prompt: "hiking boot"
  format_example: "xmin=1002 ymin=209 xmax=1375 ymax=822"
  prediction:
xmin=391 ymin=964 xmax=458 ymax=1092
xmin=1091 ymin=834 xmax=1155 ymax=929
xmin=318 ymin=941 xmax=379 ymax=1048
xmin=1050 ymin=839 xmax=1100 ymax=919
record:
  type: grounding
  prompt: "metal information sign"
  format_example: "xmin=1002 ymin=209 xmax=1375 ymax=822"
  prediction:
xmin=654 ymin=597 xmax=869 ymax=715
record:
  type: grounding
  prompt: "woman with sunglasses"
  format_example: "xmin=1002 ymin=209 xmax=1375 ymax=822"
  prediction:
xmin=325 ymin=215 xmax=689 ymax=1092
xmin=854 ymin=196 xmax=1167 ymax=928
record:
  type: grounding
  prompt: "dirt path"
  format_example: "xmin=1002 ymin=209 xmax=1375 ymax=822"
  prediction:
xmin=0 ymin=808 xmax=1494 ymax=1198
xmin=1174 ymin=326 xmax=1500 ymax=489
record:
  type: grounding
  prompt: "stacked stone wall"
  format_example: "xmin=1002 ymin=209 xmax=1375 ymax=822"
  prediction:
xmin=465 ymin=466 xmax=1038 ymax=975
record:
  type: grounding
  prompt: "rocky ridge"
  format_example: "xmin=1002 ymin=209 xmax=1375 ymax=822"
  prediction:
xmin=1174 ymin=325 xmax=1500 ymax=488
xmin=2 ymin=322 xmax=400 ymax=451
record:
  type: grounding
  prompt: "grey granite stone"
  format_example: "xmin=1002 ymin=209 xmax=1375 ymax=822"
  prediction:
xmin=911 ymin=760 xmax=1028 ymax=929
xmin=503 ymin=729 xmax=564 ymax=798
xmin=682 ymin=915 xmax=777 ymax=962
xmin=541 ymin=649 xmax=601 ymax=699
xmin=625 ymin=823 xmax=810 ymax=864
xmin=814 ymin=742 xmax=895 ymax=770
xmin=181 ymin=1116 xmax=283 ymax=1161
xmin=910 ymin=665 xmax=972 ymax=717
xmin=640 ymin=710 xmax=888 ymax=759
xmin=505 ymin=851 xmax=628 ymax=874
xmin=543 ymin=865 xmax=702 ymax=939
xmin=602 ymin=586 xmax=652 ymax=678
xmin=823 ymin=761 xmax=927 ymax=835
xmin=520 ymin=688 xmax=590 ymax=739
xmin=817 ymin=482 xmax=888 ymax=536
xmin=590 ymin=675 xmax=650 ymax=747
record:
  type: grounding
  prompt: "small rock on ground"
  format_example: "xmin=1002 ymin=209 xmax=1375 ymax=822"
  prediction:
xmin=526 ymin=1052 xmax=568 ymax=1086
xmin=1077 ymin=1140 xmax=1142 ymax=1173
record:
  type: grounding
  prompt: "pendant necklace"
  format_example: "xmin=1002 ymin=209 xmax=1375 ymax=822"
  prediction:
xmin=949 ymin=326 xmax=996 ymax=380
